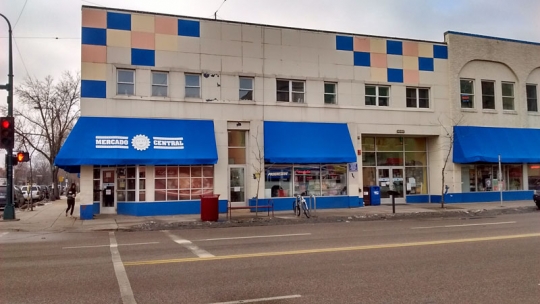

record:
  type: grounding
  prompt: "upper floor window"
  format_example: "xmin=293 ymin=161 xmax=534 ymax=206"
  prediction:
xmin=526 ymin=84 xmax=538 ymax=112
xmin=324 ymin=82 xmax=337 ymax=104
xmin=117 ymin=69 xmax=135 ymax=95
xmin=277 ymin=80 xmax=305 ymax=103
xmin=460 ymin=79 xmax=474 ymax=108
xmin=185 ymin=74 xmax=201 ymax=98
xmin=365 ymin=85 xmax=389 ymax=106
xmin=406 ymin=87 xmax=429 ymax=108
xmin=481 ymin=80 xmax=495 ymax=110
xmin=152 ymin=72 xmax=168 ymax=97
xmin=239 ymin=77 xmax=254 ymax=101
xmin=501 ymin=82 xmax=514 ymax=110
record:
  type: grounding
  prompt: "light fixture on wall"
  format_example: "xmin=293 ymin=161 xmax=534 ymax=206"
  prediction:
xmin=236 ymin=122 xmax=241 ymax=127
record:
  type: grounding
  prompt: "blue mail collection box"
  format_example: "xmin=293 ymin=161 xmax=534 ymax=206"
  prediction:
xmin=370 ymin=186 xmax=381 ymax=206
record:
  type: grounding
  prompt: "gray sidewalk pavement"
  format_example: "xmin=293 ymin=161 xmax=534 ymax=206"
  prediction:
xmin=0 ymin=198 xmax=536 ymax=233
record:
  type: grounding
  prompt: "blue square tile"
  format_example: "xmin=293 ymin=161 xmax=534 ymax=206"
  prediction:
xmin=178 ymin=19 xmax=200 ymax=37
xmin=354 ymin=52 xmax=370 ymax=66
xmin=131 ymin=49 xmax=155 ymax=66
xmin=386 ymin=40 xmax=403 ymax=55
xmin=107 ymin=12 xmax=131 ymax=31
xmin=419 ymin=57 xmax=434 ymax=71
xmin=336 ymin=35 xmax=353 ymax=51
xmin=387 ymin=68 xmax=403 ymax=83
xmin=81 ymin=80 xmax=106 ymax=98
xmin=433 ymin=45 xmax=448 ymax=59
xmin=82 ymin=27 xmax=106 ymax=46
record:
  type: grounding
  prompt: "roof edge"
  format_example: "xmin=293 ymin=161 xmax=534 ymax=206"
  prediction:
xmin=444 ymin=31 xmax=540 ymax=46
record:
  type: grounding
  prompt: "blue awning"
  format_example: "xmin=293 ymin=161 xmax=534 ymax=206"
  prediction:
xmin=264 ymin=121 xmax=356 ymax=164
xmin=55 ymin=117 xmax=218 ymax=172
xmin=453 ymin=126 xmax=540 ymax=163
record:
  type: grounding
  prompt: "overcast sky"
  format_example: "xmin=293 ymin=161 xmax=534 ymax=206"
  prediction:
xmin=1 ymin=0 xmax=539 ymax=103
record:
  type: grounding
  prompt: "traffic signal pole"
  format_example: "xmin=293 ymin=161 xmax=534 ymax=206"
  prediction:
xmin=1 ymin=14 xmax=15 ymax=220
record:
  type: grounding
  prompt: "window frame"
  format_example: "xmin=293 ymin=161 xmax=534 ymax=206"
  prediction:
xmin=365 ymin=85 xmax=390 ymax=107
xmin=151 ymin=71 xmax=168 ymax=97
xmin=324 ymin=82 xmax=337 ymax=105
xmin=185 ymin=73 xmax=201 ymax=98
xmin=501 ymin=82 xmax=515 ymax=111
xmin=481 ymin=80 xmax=496 ymax=110
xmin=526 ymin=84 xmax=538 ymax=112
xmin=406 ymin=87 xmax=430 ymax=109
xmin=460 ymin=78 xmax=474 ymax=109
xmin=117 ymin=69 xmax=135 ymax=96
xmin=239 ymin=77 xmax=254 ymax=101
xmin=276 ymin=79 xmax=305 ymax=103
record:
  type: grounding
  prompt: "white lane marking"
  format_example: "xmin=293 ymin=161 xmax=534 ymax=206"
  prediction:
xmin=196 ymin=233 xmax=311 ymax=242
xmin=210 ymin=295 xmax=301 ymax=304
xmin=109 ymin=232 xmax=137 ymax=304
xmin=163 ymin=230 xmax=214 ymax=258
xmin=63 ymin=242 xmax=160 ymax=249
xmin=411 ymin=221 xmax=517 ymax=230
xmin=0 ymin=232 xmax=8 ymax=238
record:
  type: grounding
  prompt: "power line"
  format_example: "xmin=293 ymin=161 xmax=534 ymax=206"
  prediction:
xmin=82 ymin=0 xmax=106 ymax=7
xmin=14 ymin=39 xmax=30 ymax=77
xmin=14 ymin=0 xmax=29 ymax=29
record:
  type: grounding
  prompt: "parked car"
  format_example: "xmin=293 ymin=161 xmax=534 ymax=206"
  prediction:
xmin=38 ymin=185 xmax=49 ymax=200
xmin=21 ymin=185 xmax=41 ymax=202
xmin=534 ymin=189 xmax=540 ymax=210
xmin=13 ymin=186 xmax=26 ymax=207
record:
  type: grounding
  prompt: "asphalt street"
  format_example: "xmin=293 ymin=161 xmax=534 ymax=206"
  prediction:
xmin=1 ymin=213 xmax=539 ymax=304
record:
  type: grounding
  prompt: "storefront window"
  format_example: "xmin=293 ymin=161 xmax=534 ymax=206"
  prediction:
xmin=405 ymin=152 xmax=427 ymax=166
xmin=507 ymin=165 xmax=522 ymax=190
xmin=264 ymin=164 xmax=348 ymax=197
xmin=404 ymin=138 xmax=426 ymax=151
xmin=138 ymin=167 xmax=146 ymax=201
xmin=377 ymin=152 xmax=403 ymax=166
xmin=405 ymin=167 xmax=427 ymax=194
xmin=527 ymin=164 xmax=540 ymax=190
xmin=362 ymin=152 xmax=376 ymax=166
xmin=321 ymin=165 xmax=347 ymax=196
xmin=376 ymin=137 xmax=403 ymax=151
xmin=362 ymin=137 xmax=375 ymax=151
xmin=228 ymin=131 xmax=246 ymax=164
xmin=362 ymin=167 xmax=377 ymax=187
xmin=154 ymin=165 xmax=214 ymax=201
xmin=265 ymin=166 xmax=292 ymax=197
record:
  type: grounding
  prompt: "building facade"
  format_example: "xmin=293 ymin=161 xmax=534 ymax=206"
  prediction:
xmin=54 ymin=6 xmax=539 ymax=216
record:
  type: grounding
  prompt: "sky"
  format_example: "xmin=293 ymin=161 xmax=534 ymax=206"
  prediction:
xmin=0 ymin=0 xmax=539 ymax=104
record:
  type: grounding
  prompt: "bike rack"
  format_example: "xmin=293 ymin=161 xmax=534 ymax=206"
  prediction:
xmin=309 ymin=194 xmax=317 ymax=214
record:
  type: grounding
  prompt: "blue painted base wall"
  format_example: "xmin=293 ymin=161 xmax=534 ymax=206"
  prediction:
xmin=249 ymin=196 xmax=363 ymax=212
xmin=93 ymin=202 xmax=100 ymax=215
xmin=117 ymin=200 xmax=229 ymax=217
xmin=406 ymin=191 xmax=533 ymax=204
xmin=115 ymin=196 xmax=363 ymax=217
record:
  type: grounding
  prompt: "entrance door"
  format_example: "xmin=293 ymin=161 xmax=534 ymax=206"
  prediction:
xmin=229 ymin=166 xmax=246 ymax=207
xmin=101 ymin=169 xmax=116 ymax=214
xmin=378 ymin=167 xmax=405 ymax=203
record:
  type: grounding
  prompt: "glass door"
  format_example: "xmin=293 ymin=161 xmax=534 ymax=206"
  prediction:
xmin=378 ymin=167 xmax=404 ymax=202
xmin=229 ymin=166 xmax=245 ymax=205
xmin=101 ymin=169 xmax=116 ymax=214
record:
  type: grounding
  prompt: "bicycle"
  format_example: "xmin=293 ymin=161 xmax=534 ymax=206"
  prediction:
xmin=293 ymin=193 xmax=311 ymax=218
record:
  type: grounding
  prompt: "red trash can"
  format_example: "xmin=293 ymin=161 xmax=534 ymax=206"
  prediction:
xmin=200 ymin=194 xmax=220 ymax=221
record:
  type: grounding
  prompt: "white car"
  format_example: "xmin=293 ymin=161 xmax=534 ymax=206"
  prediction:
xmin=21 ymin=185 xmax=41 ymax=202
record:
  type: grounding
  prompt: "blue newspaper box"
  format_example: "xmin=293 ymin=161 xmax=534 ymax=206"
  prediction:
xmin=370 ymin=186 xmax=381 ymax=206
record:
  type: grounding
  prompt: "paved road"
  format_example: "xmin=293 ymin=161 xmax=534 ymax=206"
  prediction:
xmin=1 ymin=213 xmax=539 ymax=304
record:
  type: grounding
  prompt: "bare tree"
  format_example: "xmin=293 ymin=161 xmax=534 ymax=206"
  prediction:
xmin=251 ymin=127 xmax=264 ymax=217
xmin=12 ymin=72 xmax=80 ymax=201
xmin=438 ymin=114 xmax=465 ymax=209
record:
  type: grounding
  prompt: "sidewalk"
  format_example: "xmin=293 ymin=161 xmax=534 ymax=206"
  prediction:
xmin=0 ymin=198 xmax=536 ymax=233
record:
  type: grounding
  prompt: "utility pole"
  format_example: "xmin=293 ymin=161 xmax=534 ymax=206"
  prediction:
xmin=1 ymin=14 xmax=15 ymax=220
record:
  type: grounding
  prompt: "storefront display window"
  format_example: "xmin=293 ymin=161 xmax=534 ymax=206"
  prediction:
xmin=362 ymin=167 xmax=376 ymax=187
xmin=362 ymin=152 xmax=376 ymax=166
xmin=264 ymin=164 xmax=348 ymax=197
xmin=362 ymin=137 xmax=375 ymax=151
xmin=404 ymin=138 xmax=426 ymax=151
xmin=376 ymin=137 xmax=403 ymax=151
xmin=377 ymin=152 xmax=403 ymax=166
xmin=405 ymin=152 xmax=426 ymax=166
xmin=507 ymin=165 xmax=522 ymax=190
xmin=154 ymin=165 xmax=214 ymax=201
xmin=405 ymin=167 xmax=427 ymax=194
xmin=463 ymin=164 xmax=523 ymax=192
xmin=264 ymin=166 xmax=292 ymax=197
xmin=527 ymin=164 xmax=540 ymax=190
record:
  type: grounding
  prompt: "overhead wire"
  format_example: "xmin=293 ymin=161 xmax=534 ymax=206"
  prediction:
xmin=14 ymin=0 xmax=29 ymax=29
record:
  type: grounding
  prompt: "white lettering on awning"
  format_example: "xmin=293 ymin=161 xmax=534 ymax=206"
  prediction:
xmin=95 ymin=136 xmax=129 ymax=149
xmin=153 ymin=137 xmax=184 ymax=150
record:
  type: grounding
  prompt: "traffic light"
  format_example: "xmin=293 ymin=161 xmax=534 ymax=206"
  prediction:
xmin=0 ymin=117 xmax=15 ymax=150
xmin=16 ymin=151 xmax=29 ymax=162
